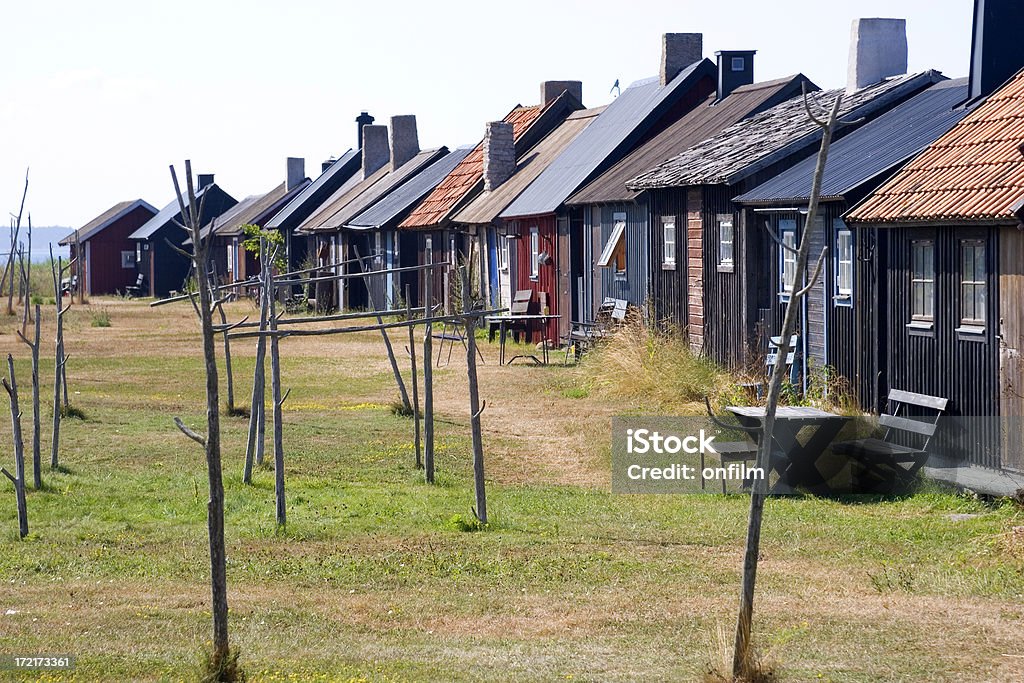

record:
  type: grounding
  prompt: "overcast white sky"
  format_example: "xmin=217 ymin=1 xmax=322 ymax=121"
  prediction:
xmin=1 ymin=0 xmax=975 ymax=227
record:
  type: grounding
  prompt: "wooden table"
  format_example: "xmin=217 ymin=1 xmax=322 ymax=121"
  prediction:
xmin=486 ymin=314 xmax=561 ymax=365
xmin=726 ymin=406 xmax=848 ymax=493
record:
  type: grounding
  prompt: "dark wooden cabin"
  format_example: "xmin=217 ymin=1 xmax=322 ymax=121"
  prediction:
xmin=627 ymin=68 xmax=943 ymax=369
xmin=501 ymin=37 xmax=718 ymax=342
xmin=128 ymin=176 xmax=236 ymax=297
xmin=59 ymin=199 xmax=157 ymax=296
xmin=846 ymin=65 xmax=1024 ymax=478
xmin=566 ymin=60 xmax=811 ymax=325
xmin=733 ymin=78 xmax=971 ymax=409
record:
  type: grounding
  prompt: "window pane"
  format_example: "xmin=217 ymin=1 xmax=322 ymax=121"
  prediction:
xmin=924 ymin=244 xmax=934 ymax=280
xmin=976 ymin=245 xmax=986 ymax=280
xmin=924 ymin=282 xmax=934 ymax=318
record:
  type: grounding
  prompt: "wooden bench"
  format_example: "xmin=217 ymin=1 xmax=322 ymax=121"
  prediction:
xmin=703 ymin=397 xmax=760 ymax=493
xmin=832 ymin=389 xmax=947 ymax=490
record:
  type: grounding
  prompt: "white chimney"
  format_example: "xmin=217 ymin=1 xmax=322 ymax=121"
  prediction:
xmin=847 ymin=18 xmax=908 ymax=94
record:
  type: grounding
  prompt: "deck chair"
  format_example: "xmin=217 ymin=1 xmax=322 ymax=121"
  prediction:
xmin=433 ymin=320 xmax=486 ymax=368
xmin=739 ymin=334 xmax=799 ymax=399
xmin=832 ymin=389 xmax=947 ymax=490
xmin=124 ymin=274 xmax=146 ymax=298
xmin=562 ymin=298 xmax=629 ymax=364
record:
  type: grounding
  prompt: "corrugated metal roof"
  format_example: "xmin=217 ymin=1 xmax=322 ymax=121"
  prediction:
xmin=736 ymin=79 xmax=971 ymax=204
xmin=400 ymin=106 xmax=544 ymax=229
xmin=129 ymin=185 xmax=216 ymax=240
xmin=265 ymin=149 xmax=360 ymax=230
xmin=567 ymin=75 xmax=811 ymax=205
xmin=60 ymin=199 xmax=156 ymax=245
xmin=848 ymin=68 xmax=1024 ymax=224
xmin=347 ymin=146 xmax=475 ymax=230
xmin=501 ymin=59 xmax=717 ymax=218
xmin=453 ymin=107 xmax=604 ymax=225
xmin=299 ymin=147 xmax=447 ymax=233
xmin=192 ymin=179 xmax=310 ymax=243
xmin=628 ymin=71 xmax=943 ymax=189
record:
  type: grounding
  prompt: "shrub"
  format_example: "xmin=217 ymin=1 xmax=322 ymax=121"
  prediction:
xmin=448 ymin=514 xmax=486 ymax=532
xmin=90 ymin=307 xmax=111 ymax=327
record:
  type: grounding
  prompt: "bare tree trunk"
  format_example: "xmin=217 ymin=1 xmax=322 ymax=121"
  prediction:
xmin=169 ymin=162 xmax=231 ymax=667
xmin=50 ymin=307 xmax=63 ymax=470
xmin=423 ymin=269 xmax=435 ymax=484
xmin=21 ymin=215 xmax=33 ymax=336
xmin=732 ymin=92 xmax=841 ymax=678
xmin=353 ymin=247 xmax=411 ymax=413
xmin=17 ymin=306 xmax=41 ymax=489
xmin=217 ymin=303 xmax=235 ymax=414
xmin=61 ymin=339 xmax=69 ymax=410
xmin=2 ymin=354 xmax=28 ymax=537
xmin=268 ymin=264 xmax=286 ymax=527
xmin=1 ymin=170 xmax=28 ymax=316
xmin=406 ymin=285 xmax=421 ymax=469
xmin=243 ymin=247 xmax=270 ymax=484
xmin=461 ymin=268 xmax=486 ymax=523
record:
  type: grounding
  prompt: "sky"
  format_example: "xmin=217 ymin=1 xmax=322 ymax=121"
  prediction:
xmin=1 ymin=0 xmax=975 ymax=228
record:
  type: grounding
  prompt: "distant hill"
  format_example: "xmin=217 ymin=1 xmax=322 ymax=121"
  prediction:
xmin=0 ymin=226 xmax=72 ymax=261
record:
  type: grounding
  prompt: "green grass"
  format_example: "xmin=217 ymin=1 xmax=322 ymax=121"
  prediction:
xmin=0 ymin=300 xmax=1020 ymax=681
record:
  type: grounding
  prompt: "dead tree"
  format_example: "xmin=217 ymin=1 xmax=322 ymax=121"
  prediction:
xmin=422 ymin=269 xmax=435 ymax=483
xmin=48 ymin=246 xmax=71 ymax=470
xmin=243 ymin=243 xmax=271 ymax=484
xmin=732 ymin=89 xmax=841 ymax=678
xmin=167 ymin=160 xmax=232 ymax=671
xmin=460 ymin=267 xmax=487 ymax=523
xmin=3 ymin=170 xmax=28 ymax=316
xmin=20 ymin=215 xmax=33 ymax=336
xmin=405 ymin=285 xmax=422 ymax=469
xmin=2 ymin=354 xmax=28 ymax=537
xmin=17 ymin=305 xmax=41 ymax=489
xmin=268 ymin=259 xmax=287 ymax=527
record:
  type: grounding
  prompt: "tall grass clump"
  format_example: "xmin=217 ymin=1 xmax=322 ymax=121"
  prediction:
xmin=583 ymin=317 xmax=737 ymax=412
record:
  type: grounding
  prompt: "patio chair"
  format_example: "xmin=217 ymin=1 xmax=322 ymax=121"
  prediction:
xmin=832 ymin=389 xmax=947 ymax=490
xmin=124 ymin=274 xmax=146 ymax=298
xmin=562 ymin=298 xmax=629 ymax=364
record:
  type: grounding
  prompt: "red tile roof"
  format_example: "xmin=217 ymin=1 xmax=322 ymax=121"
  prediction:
xmin=400 ymin=105 xmax=542 ymax=229
xmin=849 ymin=68 xmax=1024 ymax=224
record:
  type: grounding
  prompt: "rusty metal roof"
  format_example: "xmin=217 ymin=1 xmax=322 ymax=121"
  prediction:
xmin=399 ymin=105 xmax=543 ymax=229
xmin=848 ymin=68 xmax=1024 ymax=224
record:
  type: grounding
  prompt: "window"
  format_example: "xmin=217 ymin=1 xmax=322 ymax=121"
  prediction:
xmin=835 ymin=222 xmax=853 ymax=303
xmin=778 ymin=219 xmax=797 ymax=297
xmin=529 ymin=226 xmax=539 ymax=279
xmin=960 ymin=240 xmax=986 ymax=326
xmin=911 ymin=240 xmax=935 ymax=323
xmin=121 ymin=250 xmax=136 ymax=269
xmin=226 ymin=243 xmax=235 ymax=274
xmin=661 ymin=216 xmax=676 ymax=268
xmin=718 ymin=215 xmax=734 ymax=270
xmin=731 ymin=56 xmax=745 ymax=71
xmin=497 ymin=235 xmax=509 ymax=271
xmin=597 ymin=215 xmax=627 ymax=278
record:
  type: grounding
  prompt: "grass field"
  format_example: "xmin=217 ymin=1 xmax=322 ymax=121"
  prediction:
xmin=0 ymin=298 xmax=1021 ymax=682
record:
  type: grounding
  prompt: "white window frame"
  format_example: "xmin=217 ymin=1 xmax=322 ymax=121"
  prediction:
xmin=661 ymin=216 xmax=676 ymax=268
xmin=597 ymin=214 xmax=627 ymax=280
xmin=960 ymin=239 xmax=986 ymax=327
xmin=121 ymin=250 xmax=136 ymax=269
xmin=911 ymin=240 xmax=935 ymax=324
xmin=529 ymin=226 xmax=539 ymax=280
xmin=834 ymin=222 xmax=853 ymax=305
xmin=718 ymin=215 xmax=734 ymax=271
xmin=778 ymin=219 xmax=797 ymax=300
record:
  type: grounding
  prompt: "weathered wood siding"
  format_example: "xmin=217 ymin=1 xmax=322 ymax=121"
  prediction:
xmin=998 ymin=226 xmax=1024 ymax=472
xmin=647 ymin=189 xmax=688 ymax=333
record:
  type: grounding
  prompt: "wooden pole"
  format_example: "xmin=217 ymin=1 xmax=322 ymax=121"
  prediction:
xmin=732 ymin=91 xmax=841 ymax=678
xmin=243 ymin=244 xmax=270 ymax=483
xmin=353 ymin=247 xmax=411 ymax=414
xmin=216 ymin=302 xmax=235 ymax=414
xmin=423 ymin=268 xmax=435 ymax=484
xmin=49 ymin=252 xmax=64 ymax=470
xmin=406 ymin=285 xmax=422 ymax=469
xmin=461 ymin=267 xmax=487 ymax=523
xmin=2 ymin=354 xmax=28 ymax=538
xmin=269 ymin=263 xmax=286 ymax=527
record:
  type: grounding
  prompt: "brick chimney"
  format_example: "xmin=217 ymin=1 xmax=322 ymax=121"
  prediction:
xmin=390 ymin=115 xmax=420 ymax=171
xmin=715 ymin=50 xmax=756 ymax=101
xmin=362 ymin=124 xmax=390 ymax=180
xmin=197 ymin=174 xmax=214 ymax=189
xmin=968 ymin=0 xmax=1024 ymax=101
xmin=286 ymin=157 xmax=305 ymax=191
xmin=540 ymin=80 xmax=583 ymax=107
xmin=847 ymin=18 xmax=908 ymax=94
xmin=483 ymin=121 xmax=515 ymax=191
xmin=660 ymin=33 xmax=702 ymax=86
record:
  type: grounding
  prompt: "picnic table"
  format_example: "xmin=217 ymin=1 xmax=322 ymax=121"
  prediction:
xmin=486 ymin=314 xmax=560 ymax=365
xmin=726 ymin=406 xmax=848 ymax=493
